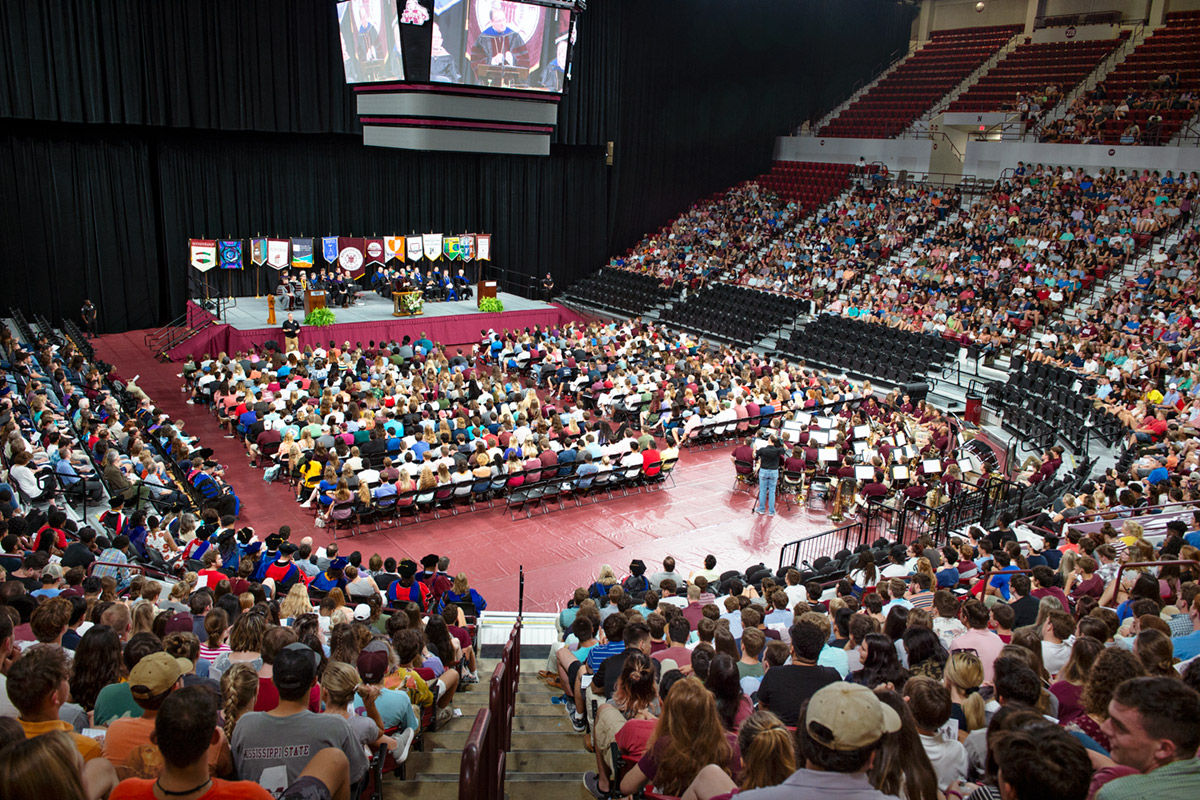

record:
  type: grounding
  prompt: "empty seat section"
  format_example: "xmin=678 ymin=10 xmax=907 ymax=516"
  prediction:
xmin=947 ymin=35 xmax=1125 ymax=114
xmin=751 ymin=161 xmax=854 ymax=216
xmin=819 ymin=25 xmax=1021 ymax=139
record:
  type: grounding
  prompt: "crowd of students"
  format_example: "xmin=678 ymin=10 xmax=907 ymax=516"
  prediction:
xmin=0 ymin=522 xmax=489 ymax=800
xmin=546 ymin=514 xmax=1200 ymax=800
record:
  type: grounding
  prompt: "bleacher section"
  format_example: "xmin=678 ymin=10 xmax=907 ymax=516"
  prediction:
xmin=987 ymin=355 xmax=1098 ymax=453
xmin=657 ymin=284 xmax=807 ymax=346
xmin=775 ymin=316 xmax=959 ymax=386
xmin=946 ymin=34 xmax=1126 ymax=114
xmin=819 ymin=25 xmax=1020 ymax=139
xmin=565 ymin=268 xmax=677 ymax=317
xmin=752 ymin=162 xmax=853 ymax=215
xmin=1054 ymin=11 xmax=1200 ymax=143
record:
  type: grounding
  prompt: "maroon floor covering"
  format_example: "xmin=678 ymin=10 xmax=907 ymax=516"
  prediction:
xmin=95 ymin=330 xmax=836 ymax=612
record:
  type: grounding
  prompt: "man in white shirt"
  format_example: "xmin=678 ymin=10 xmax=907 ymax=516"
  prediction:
xmin=1041 ymin=612 xmax=1074 ymax=678
xmin=908 ymin=677 xmax=969 ymax=790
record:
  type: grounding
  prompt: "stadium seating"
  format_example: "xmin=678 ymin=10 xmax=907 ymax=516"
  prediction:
xmin=752 ymin=161 xmax=854 ymax=216
xmin=565 ymin=268 xmax=678 ymax=316
xmin=947 ymin=34 xmax=1126 ymax=114
xmin=657 ymin=283 xmax=807 ymax=346
xmin=820 ymin=25 xmax=1021 ymax=139
xmin=776 ymin=316 xmax=960 ymax=385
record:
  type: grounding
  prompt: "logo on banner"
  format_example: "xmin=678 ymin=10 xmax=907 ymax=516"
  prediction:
xmin=460 ymin=235 xmax=475 ymax=262
xmin=365 ymin=239 xmax=385 ymax=265
xmin=291 ymin=238 xmax=314 ymax=268
xmin=250 ymin=238 xmax=268 ymax=266
xmin=406 ymin=238 xmax=424 ymax=261
xmin=423 ymin=233 xmax=443 ymax=261
xmin=267 ymin=239 xmax=290 ymax=269
xmin=338 ymin=237 xmax=366 ymax=276
xmin=443 ymin=237 xmax=461 ymax=261
xmin=476 ymin=234 xmax=492 ymax=261
xmin=219 ymin=240 xmax=243 ymax=269
xmin=322 ymin=237 xmax=340 ymax=263
xmin=189 ymin=239 xmax=218 ymax=272
xmin=385 ymin=237 xmax=404 ymax=261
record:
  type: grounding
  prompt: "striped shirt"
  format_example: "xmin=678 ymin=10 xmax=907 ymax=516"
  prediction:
xmin=199 ymin=643 xmax=232 ymax=662
xmin=1096 ymin=757 xmax=1200 ymax=800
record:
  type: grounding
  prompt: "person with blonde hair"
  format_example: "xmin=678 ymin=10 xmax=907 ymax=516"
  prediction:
xmin=321 ymin=660 xmax=412 ymax=770
xmin=942 ymin=651 xmax=985 ymax=743
xmin=220 ymin=663 xmax=260 ymax=743
xmin=441 ymin=572 xmax=487 ymax=617
xmin=0 ymin=730 xmax=118 ymax=800
xmin=681 ymin=710 xmax=797 ymax=799
xmin=618 ymin=677 xmax=739 ymax=797
xmin=280 ymin=583 xmax=314 ymax=620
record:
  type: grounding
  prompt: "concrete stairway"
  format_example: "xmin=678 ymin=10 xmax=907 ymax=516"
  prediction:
xmin=384 ymin=656 xmax=592 ymax=800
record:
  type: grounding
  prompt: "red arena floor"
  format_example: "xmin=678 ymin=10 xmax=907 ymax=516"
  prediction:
xmin=95 ymin=331 xmax=836 ymax=613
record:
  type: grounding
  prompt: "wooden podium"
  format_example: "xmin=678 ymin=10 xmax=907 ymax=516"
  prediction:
xmin=477 ymin=281 xmax=497 ymax=308
xmin=304 ymin=290 xmax=326 ymax=315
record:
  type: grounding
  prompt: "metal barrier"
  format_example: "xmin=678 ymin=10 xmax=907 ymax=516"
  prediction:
xmin=458 ymin=617 xmax=521 ymax=800
xmin=779 ymin=521 xmax=865 ymax=571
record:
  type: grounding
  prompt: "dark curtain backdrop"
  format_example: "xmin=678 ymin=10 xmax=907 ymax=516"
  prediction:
xmin=0 ymin=0 xmax=911 ymax=332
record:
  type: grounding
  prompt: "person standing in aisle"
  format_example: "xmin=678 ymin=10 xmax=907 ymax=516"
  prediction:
xmin=282 ymin=312 xmax=300 ymax=353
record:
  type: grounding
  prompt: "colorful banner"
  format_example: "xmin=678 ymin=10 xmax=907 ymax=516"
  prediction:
xmin=442 ymin=236 xmax=461 ymax=261
xmin=385 ymin=236 xmax=404 ymax=261
xmin=422 ymin=233 xmax=443 ymax=261
xmin=291 ymin=238 xmax=314 ymax=268
xmin=460 ymin=234 xmax=475 ymax=262
xmin=338 ymin=237 xmax=366 ymax=277
xmin=365 ymin=238 xmax=385 ymax=266
xmin=476 ymin=234 xmax=491 ymax=261
xmin=267 ymin=238 xmax=290 ymax=270
xmin=406 ymin=238 xmax=423 ymax=261
xmin=189 ymin=239 xmax=218 ymax=272
xmin=322 ymin=236 xmax=340 ymax=264
xmin=219 ymin=240 xmax=243 ymax=270
xmin=250 ymin=238 xmax=268 ymax=266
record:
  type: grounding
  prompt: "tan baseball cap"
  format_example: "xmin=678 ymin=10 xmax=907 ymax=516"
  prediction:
xmin=805 ymin=683 xmax=901 ymax=751
xmin=129 ymin=652 xmax=192 ymax=701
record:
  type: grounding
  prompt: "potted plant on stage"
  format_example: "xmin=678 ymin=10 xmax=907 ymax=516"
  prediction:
xmin=303 ymin=307 xmax=337 ymax=327
xmin=479 ymin=297 xmax=504 ymax=314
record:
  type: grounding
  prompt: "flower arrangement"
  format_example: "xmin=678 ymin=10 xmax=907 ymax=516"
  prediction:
xmin=303 ymin=307 xmax=337 ymax=327
xmin=479 ymin=297 xmax=504 ymax=313
xmin=400 ymin=292 xmax=424 ymax=315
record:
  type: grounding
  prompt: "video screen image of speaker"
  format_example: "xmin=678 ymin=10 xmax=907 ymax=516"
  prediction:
xmin=337 ymin=0 xmax=406 ymax=83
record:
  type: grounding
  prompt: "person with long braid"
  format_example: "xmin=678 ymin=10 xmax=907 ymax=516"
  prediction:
xmin=220 ymin=662 xmax=260 ymax=745
xmin=679 ymin=710 xmax=798 ymax=799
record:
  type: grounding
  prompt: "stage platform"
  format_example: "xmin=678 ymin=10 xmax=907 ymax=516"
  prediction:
xmin=219 ymin=291 xmax=554 ymax=330
xmin=170 ymin=292 xmax=582 ymax=360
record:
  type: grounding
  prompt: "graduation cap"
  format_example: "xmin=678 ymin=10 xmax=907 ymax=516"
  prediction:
xmin=398 ymin=559 xmax=418 ymax=579
xmin=330 ymin=556 xmax=349 ymax=571
xmin=420 ymin=554 xmax=439 ymax=569
xmin=243 ymin=542 xmax=262 ymax=557
xmin=265 ymin=534 xmax=282 ymax=551
xmin=629 ymin=559 xmax=647 ymax=576
xmin=217 ymin=529 xmax=236 ymax=546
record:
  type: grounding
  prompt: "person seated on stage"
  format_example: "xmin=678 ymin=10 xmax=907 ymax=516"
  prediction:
xmin=424 ymin=271 xmax=443 ymax=302
xmin=442 ymin=270 xmax=458 ymax=301
xmin=454 ymin=269 xmax=473 ymax=299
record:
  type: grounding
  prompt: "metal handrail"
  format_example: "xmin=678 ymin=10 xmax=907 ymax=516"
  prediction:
xmin=779 ymin=520 xmax=865 ymax=570
xmin=1112 ymin=560 xmax=1196 ymax=601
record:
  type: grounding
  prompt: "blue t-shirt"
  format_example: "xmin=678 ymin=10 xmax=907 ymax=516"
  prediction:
xmin=989 ymin=566 xmax=1018 ymax=601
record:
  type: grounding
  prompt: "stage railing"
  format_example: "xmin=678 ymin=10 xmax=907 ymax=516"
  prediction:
xmin=779 ymin=521 xmax=865 ymax=571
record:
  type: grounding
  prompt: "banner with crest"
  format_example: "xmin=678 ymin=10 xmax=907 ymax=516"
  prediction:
xmin=422 ymin=233 xmax=443 ymax=261
xmin=475 ymin=234 xmax=492 ymax=261
xmin=219 ymin=240 xmax=243 ymax=269
xmin=291 ymin=238 xmax=314 ymax=268
xmin=406 ymin=237 xmax=423 ymax=261
xmin=365 ymin=238 xmax=385 ymax=266
xmin=385 ymin=237 xmax=404 ymax=261
xmin=250 ymin=238 xmax=268 ymax=266
xmin=338 ymin=237 xmax=366 ymax=277
xmin=267 ymin=239 xmax=290 ymax=270
xmin=189 ymin=239 xmax=218 ymax=272
xmin=442 ymin=236 xmax=461 ymax=261
xmin=322 ymin=236 xmax=340 ymax=264
xmin=460 ymin=234 xmax=475 ymax=262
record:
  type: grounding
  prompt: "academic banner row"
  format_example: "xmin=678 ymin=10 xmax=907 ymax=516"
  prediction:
xmin=188 ymin=234 xmax=493 ymax=276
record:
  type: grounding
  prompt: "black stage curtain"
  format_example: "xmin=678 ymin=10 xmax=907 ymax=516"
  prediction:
xmin=0 ymin=0 xmax=910 ymax=332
